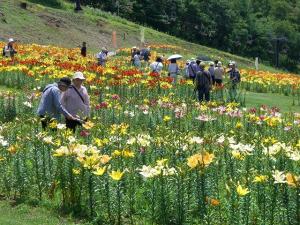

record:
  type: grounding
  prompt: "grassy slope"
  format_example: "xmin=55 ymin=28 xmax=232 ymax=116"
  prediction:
xmin=0 ymin=0 xmax=288 ymax=73
xmin=0 ymin=201 xmax=82 ymax=225
xmin=245 ymin=92 xmax=300 ymax=112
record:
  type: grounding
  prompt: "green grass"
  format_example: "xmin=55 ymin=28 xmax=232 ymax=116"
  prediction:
xmin=0 ymin=85 xmax=21 ymax=93
xmin=245 ymin=91 xmax=300 ymax=112
xmin=0 ymin=201 xmax=82 ymax=225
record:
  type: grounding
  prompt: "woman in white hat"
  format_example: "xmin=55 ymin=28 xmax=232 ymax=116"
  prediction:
xmin=2 ymin=38 xmax=17 ymax=58
xmin=168 ymin=58 xmax=180 ymax=84
xmin=61 ymin=72 xmax=90 ymax=132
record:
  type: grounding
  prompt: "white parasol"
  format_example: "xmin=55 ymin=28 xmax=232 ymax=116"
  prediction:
xmin=167 ymin=54 xmax=183 ymax=61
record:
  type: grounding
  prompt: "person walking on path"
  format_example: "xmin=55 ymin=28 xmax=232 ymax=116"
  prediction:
xmin=168 ymin=59 xmax=180 ymax=84
xmin=61 ymin=72 xmax=90 ymax=132
xmin=228 ymin=62 xmax=241 ymax=102
xmin=97 ymin=47 xmax=108 ymax=67
xmin=195 ymin=62 xmax=212 ymax=102
xmin=37 ymin=77 xmax=76 ymax=130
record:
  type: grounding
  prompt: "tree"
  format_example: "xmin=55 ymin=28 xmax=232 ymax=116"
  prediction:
xmin=74 ymin=0 xmax=299 ymax=72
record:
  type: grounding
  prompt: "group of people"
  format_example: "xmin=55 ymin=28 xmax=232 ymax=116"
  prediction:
xmin=184 ymin=59 xmax=241 ymax=102
xmin=131 ymin=45 xmax=151 ymax=68
xmin=37 ymin=72 xmax=90 ymax=132
xmin=137 ymin=51 xmax=241 ymax=102
xmin=2 ymin=38 xmax=241 ymax=131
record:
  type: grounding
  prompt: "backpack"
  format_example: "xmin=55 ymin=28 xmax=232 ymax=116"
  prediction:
xmin=188 ymin=63 xmax=197 ymax=78
xmin=143 ymin=50 xmax=150 ymax=58
xmin=196 ymin=71 xmax=211 ymax=89
xmin=231 ymin=70 xmax=241 ymax=84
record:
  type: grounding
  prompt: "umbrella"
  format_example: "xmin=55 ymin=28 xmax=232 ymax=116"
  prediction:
xmin=167 ymin=54 xmax=183 ymax=61
xmin=197 ymin=55 xmax=212 ymax=61
xmin=107 ymin=51 xmax=116 ymax=57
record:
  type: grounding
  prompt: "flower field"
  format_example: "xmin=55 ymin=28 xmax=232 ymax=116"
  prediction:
xmin=0 ymin=43 xmax=300 ymax=225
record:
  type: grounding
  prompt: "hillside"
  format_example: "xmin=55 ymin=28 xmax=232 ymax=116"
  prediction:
xmin=0 ymin=0 xmax=287 ymax=73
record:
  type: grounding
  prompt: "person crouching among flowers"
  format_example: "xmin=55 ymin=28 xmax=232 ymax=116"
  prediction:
xmin=37 ymin=77 xmax=77 ymax=130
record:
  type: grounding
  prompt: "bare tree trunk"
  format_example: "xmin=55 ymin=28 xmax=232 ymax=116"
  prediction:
xmin=75 ymin=0 xmax=82 ymax=11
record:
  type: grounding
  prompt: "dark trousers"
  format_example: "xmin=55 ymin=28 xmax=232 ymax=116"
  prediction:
xmin=40 ymin=116 xmax=48 ymax=130
xmin=215 ymin=79 xmax=222 ymax=85
xmin=66 ymin=118 xmax=82 ymax=132
xmin=212 ymin=76 xmax=215 ymax=85
xmin=198 ymin=88 xmax=210 ymax=102
xmin=189 ymin=76 xmax=195 ymax=83
xmin=40 ymin=116 xmax=56 ymax=131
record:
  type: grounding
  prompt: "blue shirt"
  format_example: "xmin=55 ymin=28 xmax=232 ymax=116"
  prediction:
xmin=37 ymin=83 xmax=71 ymax=120
xmin=208 ymin=66 xmax=215 ymax=77
xmin=230 ymin=69 xmax=241 ymax=84
xmin=188 ymin=62 xmax=200 ymax=78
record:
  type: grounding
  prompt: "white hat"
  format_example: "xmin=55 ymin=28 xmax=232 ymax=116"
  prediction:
xmin=209 ymin=61 xmax=214 ymax=66
xmin=217 ymin=61 xmax=222 ymax=67
xmin=73 ymin=71 xmax=85 ymax=80
xmin=132 ymin=46 xmax=137 ymax=49
xmin=8 ymin=38 xmax=14 ymax=43
xmin=102 ymin=47 xmax=108 ymax=51
xmin=200 ymin=62 xmax=206 ymax=67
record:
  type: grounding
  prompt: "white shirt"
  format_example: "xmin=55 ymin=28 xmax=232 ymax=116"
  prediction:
xmin=150 ymin=62 xmax=163 ymax=73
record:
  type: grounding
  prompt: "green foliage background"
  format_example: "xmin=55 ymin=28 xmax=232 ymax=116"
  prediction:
xmin=73 ymin=0 xmax=300 ymax=72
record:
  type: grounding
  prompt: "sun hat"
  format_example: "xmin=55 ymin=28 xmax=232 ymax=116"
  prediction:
xmin=200 ymin=62 xmax=206 ymax=67
xmin=58 ymin=77 xmax=71 ymax=87
xmin=102 ymin=47 xmax=108 ymax=52
xmin=8 ymin=38 xmax=14 ymax=43
xmin=73 ymin=71 xmax=85 ymax=80
xmin=217 ymin=61 xmax=222 ymax=67
xmin=209 ymin=62 xmax=214 ymax=66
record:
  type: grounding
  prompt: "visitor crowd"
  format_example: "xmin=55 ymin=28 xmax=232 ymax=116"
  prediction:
xmin=2 ymin=38 xmax=241 ymax=131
